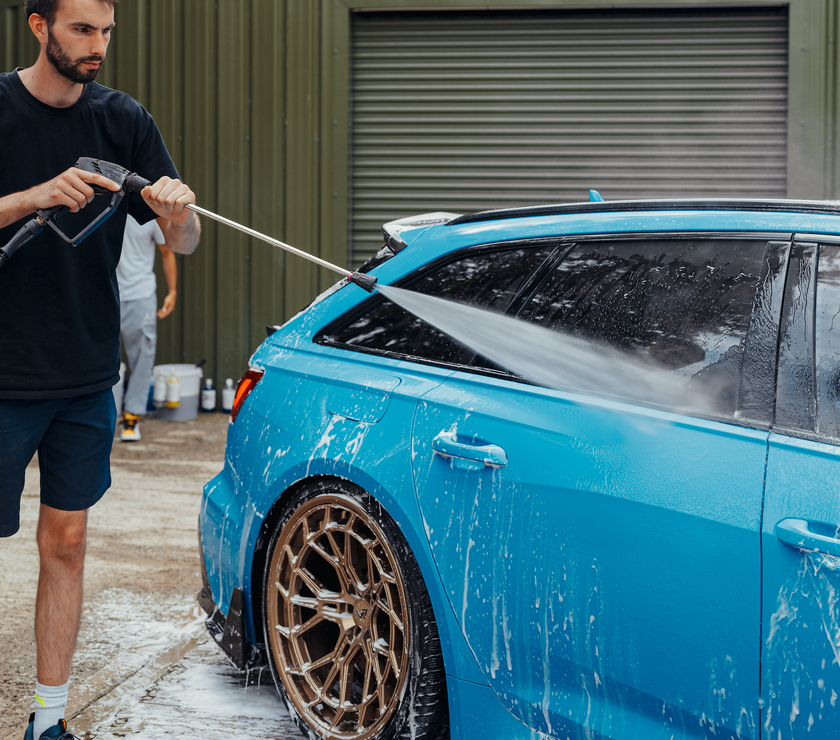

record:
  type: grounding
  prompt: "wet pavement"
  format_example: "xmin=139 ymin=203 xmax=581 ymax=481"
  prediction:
xmin=0 ymin=414 xmax=306 ymax=740
xmin=2 ymin=588 xmax=306 ymax=740
xmin=72 ymin=635 xmax=303 ymax=740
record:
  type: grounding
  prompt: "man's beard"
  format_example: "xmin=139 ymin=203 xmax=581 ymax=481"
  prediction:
xmin=46 ymin=33 xmax=103 ymax=85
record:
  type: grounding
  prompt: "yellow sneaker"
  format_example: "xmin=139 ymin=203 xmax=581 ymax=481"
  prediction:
xmin=120 ymin=412 xmax=141 ymax=442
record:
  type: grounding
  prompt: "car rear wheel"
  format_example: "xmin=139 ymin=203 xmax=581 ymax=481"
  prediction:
xmin=263 ymin=479 xmax=448 ymax=740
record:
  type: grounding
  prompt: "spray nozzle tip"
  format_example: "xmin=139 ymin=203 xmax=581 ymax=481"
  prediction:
xmin=349 ymin=272 xmax=378 ymax=293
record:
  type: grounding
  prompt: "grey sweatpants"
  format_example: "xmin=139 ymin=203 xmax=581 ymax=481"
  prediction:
xmin=120 ymin=292 xmax=157 ymax=416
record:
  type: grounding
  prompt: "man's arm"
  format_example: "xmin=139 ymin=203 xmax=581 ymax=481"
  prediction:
xmin=143 ymin=176 xmax=200 ymax=255
xmin=156 ymin=243 xmax=177 ymax=319
xmin=155 ymin=213 xmax=200 ymax=256
xmin=0 ymin=167 xmax=120 ymax=229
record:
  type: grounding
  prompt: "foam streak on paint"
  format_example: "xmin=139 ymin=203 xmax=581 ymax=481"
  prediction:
xmin=764 ymin=551 xmax=840 ymax=737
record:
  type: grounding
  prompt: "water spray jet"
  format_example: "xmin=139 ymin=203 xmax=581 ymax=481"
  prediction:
xmin=373 ymin=283 xmax=735 ymax=419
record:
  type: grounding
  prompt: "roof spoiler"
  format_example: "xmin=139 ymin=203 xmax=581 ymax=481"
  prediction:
xmin=382 ymin=212 xmax=461 ymax=252
xmin=356 ymin=212 xmax=461 ymax=275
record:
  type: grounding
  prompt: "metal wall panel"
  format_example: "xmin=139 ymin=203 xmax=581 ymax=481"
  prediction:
xmin=787 ymin=0 xmax=832 ymax=197
xmin=350 ymin=7 xmax=790 ymax=264
xmin=215 ymin=0 xmax=253 ymax=387
xmin=0 ymin=0 xmax=838 ymax=392
xmin=1 ymin=2 xmax=37 ymax=71
xmin=250 ymin=0 xmax=287 ymax=351
xmin=181 ymin=0 xmax=219 ymax=386
xmin=284 ymin=0 xmax=320 ymax=318
xmin=320 ymin=0 xmax=352 ymax=294
xmin=148 ymin=0 xmax=186 ymax=370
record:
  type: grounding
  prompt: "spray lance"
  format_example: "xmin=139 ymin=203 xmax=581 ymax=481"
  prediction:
xmin=0 ymin=157 xmax=379 ymax=293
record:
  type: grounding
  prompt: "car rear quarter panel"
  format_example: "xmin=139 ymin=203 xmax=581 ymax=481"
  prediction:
xmin=202 ymin=334 xmax=490 ymax=687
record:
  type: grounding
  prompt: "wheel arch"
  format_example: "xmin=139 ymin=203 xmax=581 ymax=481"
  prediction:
xmin=254 ymin=472 xmax=456 ymax=739
xmin=246 ymin=459 xmax=490 ymax=691
xmin=248 ymin=470 xmax=429 ymax=650
xmin=249 ymin=473 xmax=327 ymax=649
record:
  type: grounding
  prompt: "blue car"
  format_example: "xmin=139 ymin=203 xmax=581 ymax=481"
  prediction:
xmin=199 ymin=199 xmax=840 ymax=740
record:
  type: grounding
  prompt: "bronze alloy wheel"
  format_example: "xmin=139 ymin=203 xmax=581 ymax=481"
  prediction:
xmin=265 ymin=486 xmax=421 ymax=739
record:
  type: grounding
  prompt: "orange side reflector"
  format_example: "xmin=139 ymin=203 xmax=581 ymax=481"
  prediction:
xmin=230 ymin=369 xmax=265 ymax=423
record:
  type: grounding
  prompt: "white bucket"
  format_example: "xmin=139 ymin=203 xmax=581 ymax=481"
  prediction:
xmin=152 ymin=363 xmax=204 ymax=421
xmin=113 ymin=362 xmax=126 ymax=416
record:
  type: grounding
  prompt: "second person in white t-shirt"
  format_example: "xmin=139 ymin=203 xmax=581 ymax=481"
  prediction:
xmin=116 ymin=215 xmax=177 ymax=441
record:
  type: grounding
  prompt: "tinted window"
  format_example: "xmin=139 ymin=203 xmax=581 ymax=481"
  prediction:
xmin=515 ymin=238 xmax=766 ymax=417
xmin=815 ymin=245 xmax=840 ymax=438
xmin=328 ymin=246 xmax=554 ymax=363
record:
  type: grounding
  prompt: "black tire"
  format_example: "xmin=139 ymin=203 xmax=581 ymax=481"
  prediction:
xmin=262 ymin=478 xmax=449 ymax=740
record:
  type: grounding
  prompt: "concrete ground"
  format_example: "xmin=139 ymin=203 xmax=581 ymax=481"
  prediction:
xmin=0 ymin=413 xmax=304 ymax=740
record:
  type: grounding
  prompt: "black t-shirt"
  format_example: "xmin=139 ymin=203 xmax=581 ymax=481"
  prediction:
xmin=0 ymin=70 xmax=180 ymax=398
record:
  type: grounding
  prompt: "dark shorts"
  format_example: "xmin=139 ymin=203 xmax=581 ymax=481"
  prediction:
xmin=0 ymin=389 xmax=116 ymax=538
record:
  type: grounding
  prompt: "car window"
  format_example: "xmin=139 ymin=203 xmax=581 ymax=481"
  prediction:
xmin=815 ymin=245 xmax=840 ymax=439
xmin=513 ymin=237 xmax=767 ymax=418
xmin=327 ymin=246 xmax=556 ymax=363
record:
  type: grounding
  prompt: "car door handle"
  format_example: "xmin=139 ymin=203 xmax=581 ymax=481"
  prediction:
xmin=775 ymin=518 xmax=840 ymax=559
xmin=432 ymin=432 xmax=508 ymax=471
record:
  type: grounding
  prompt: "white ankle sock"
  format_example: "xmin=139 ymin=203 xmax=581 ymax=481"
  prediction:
xmin=33 ymin=680 xmax=69 ymax=738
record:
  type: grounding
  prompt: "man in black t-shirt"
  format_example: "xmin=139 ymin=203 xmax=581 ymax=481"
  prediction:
xmin=0 ymin=1 xmax=201 ymax=738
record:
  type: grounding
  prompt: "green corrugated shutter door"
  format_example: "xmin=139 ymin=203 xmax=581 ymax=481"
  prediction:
xmin=350 ymin=7 xmax=789 ymax=266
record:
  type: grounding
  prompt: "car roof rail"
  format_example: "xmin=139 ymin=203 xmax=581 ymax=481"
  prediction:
xmin=447 ymin=199 xmax=840 ymax=226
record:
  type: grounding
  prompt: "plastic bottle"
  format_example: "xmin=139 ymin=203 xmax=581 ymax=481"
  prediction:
xmin=221 ymin=378 xmax=235 ymax=414
xmin=153 ymin=374 xmax=167 ymax=407
xmin=201 ymin=378 xmax=217 ymax=413
xmin=166 ymin=371 xmax=181 ymax=408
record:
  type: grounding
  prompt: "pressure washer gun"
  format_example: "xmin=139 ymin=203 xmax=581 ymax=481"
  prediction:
xmin=0 ymin=157 xmax=379 ymax=293
xmin=0 ymin=157 xmax=150 ymax=270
